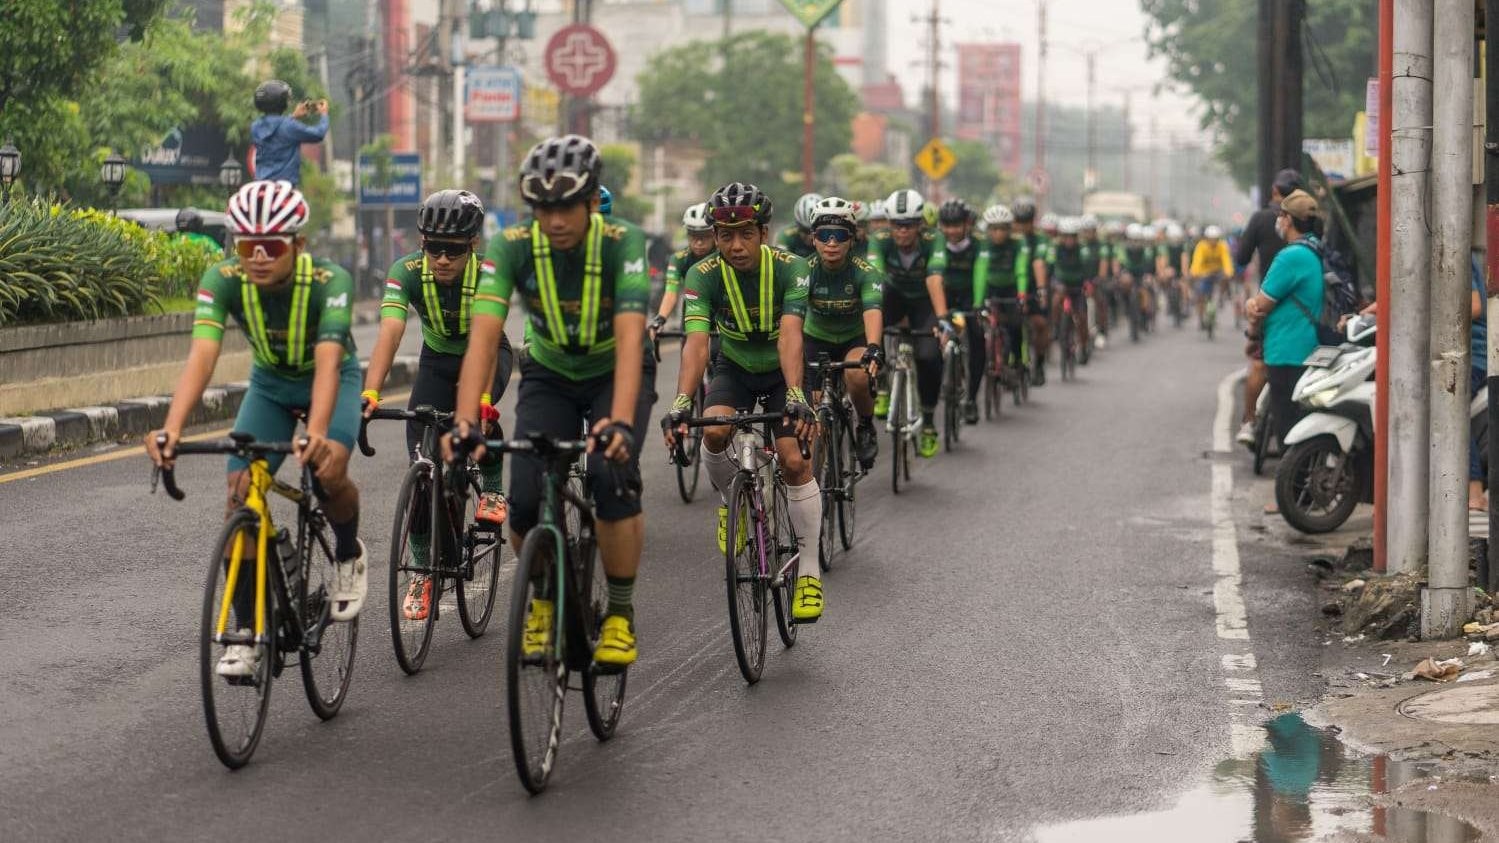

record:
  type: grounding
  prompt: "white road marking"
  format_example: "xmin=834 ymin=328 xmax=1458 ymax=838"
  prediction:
xmin=1213 ymin=368 xmax=1265 ymax=757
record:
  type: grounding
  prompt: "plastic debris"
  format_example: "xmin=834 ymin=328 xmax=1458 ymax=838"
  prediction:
xmin=1410 ymin=657 xmax=1465 ymax=682
xmin=1457 ymin=669 xmax=1496 ymax=683
xmin=1468 ymin=641 xmax=1492 ymax=658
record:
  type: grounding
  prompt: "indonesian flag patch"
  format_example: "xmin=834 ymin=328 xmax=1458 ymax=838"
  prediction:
xmin=196 ymin=290 xmax=215 ymax=305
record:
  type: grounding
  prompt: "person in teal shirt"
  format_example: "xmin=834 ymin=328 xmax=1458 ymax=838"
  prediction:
xmin=1246 ymin=190 xmax=1325 ymax=443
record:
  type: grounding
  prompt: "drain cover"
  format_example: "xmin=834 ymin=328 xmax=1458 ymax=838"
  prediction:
xmin=1399 ymin=681 xmax=1499 ymax=724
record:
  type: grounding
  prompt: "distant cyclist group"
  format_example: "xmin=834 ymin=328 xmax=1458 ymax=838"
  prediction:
xmin=144 ymin=128 xmax=1244 ymax=784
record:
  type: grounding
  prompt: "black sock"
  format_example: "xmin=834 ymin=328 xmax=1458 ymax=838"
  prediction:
xmin=331 ymin=512 xmax=360 ymax=561
xmin=859 ymin=414 xmax=874 ymax=431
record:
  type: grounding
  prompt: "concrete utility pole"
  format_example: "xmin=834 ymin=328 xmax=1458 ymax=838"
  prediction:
xmin=1424 ymin=0 xmax=1475 ymax=639
xmin=451 ymin=0 xmax=467 ymax=189
xmin=1486 ymin=0 xmax=1499 ymax=595
xmin=1034 ymin=0 xmax=1047 ymax=206
xmin=1256 ymin=0 xmax=1304 ymax=203
xmin=1084 ymin=50 xmax=1096 ymax=192
xmin=1388 ymin=0 xmax=1434 ymax=575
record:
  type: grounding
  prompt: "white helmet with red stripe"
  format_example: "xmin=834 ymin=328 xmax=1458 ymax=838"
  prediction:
xmin=227 ymin=180 xmax=309 ymax=235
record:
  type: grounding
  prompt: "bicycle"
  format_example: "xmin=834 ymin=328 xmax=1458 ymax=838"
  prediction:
xmin=982 ymin=298 xmax=1030 ymax=418
xmin=807 ymin=353 xmax=868 ymax=571
xmin=1055 ymin=290 xmax=1079 ymax=382
xmin=1123 ymin=274 xmax=1142 ymax=343
xmin=673 ymin=413 xmax=808 ymax=684
xmin=472 ymin=430 xmax=635 ymax=794
xmin=151 ymin=432 xmax=357 ymax=769
xmin=358 ymin=406 xmax=504 ymax=675
xmin=939 ymin=316 xmax=970 ymax=452
xmin=654 ymin=329 xmax=713 ymax=503
xmin=883 ymin=326 xmax=922 ymax=494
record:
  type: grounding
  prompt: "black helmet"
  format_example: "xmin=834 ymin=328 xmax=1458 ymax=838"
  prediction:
xmin=938 ymin=198 xmax=974 ymax=225
xmin=519 ymin=134 xmax=601 ymax=207
xmin=708 ymin=182 xmax=773 ymax=226
xmin=418 ymin=190 xmax=485 ymax=238
xmin=254 ymin=80 xmax=292 ymax=115
xmin=175 ymin=207 xmax=204 ymax=234
xmin=1010 ymin=196 xmax=1037 ymax=223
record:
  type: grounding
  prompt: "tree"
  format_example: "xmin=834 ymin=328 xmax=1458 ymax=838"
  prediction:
xmin=826 ymin=154 xmax=909 ymax=202
xmin=598 ymin=144 xmax=651 ymax=224
xmin=944 ymin=139 xmax=1020 ymax=208
xmin=1141 ymin=0 xmax=1375 ymax=188
xmin=634 ymin=30 xmax=859 ymax=208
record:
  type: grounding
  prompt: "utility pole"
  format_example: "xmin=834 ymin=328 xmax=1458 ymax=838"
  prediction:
xmin=1084 ymin=50 xmax=1096 ymax=193
xmin=1486 ymin=0 xmax=1499 ymax=595
xmin=803 ymin=24 xmax=817 ymax=192
xmin=451 ymin=0 xmax=467 ymax=189
xmin=1424 ymin=0 xmax=1475 ymax=639
xmin=1388 ymin=0 xmax=1433 ymax=575
xmin=494 ymin=0 xmax=511 ymax=222
xmin=1033 ymin=0 xmax=1047 ymax=205
xmin=1147 ymin=113 xmax=1156 ymax=198
xmin=1255 ymin=0 xmax=1304 ymax=203
xmin=913 ymin=0 xmax=942 ymax=200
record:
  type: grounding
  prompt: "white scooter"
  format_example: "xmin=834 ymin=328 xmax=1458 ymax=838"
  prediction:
xmin=1274 ymin=315 xmax=1377 ymax=534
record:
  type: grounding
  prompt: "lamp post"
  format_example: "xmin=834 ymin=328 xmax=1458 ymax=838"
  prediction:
xmin=101 ymin=152 xmax=128 ymax=213
xmin=0 ymin=141 xmax=20 ymax=203
xmin=219 ymin=154 xmax=243 ymax=192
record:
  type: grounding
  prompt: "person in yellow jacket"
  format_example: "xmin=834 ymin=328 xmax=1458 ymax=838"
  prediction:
xmin=1189 ymin=225 xmax=1234 ymax=328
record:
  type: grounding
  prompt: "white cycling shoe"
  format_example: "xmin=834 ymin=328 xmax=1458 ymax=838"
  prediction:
xmin=329 ymin=539 xmax=368 ymax=622
xmin=217 ymin=635 xmax=260 ymax=678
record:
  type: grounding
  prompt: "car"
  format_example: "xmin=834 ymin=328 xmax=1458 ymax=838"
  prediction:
xmin=116 ymin=207 xmax=230 ymax=246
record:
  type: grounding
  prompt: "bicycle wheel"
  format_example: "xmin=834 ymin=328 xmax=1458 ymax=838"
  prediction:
xmin=726 ymin=472 xmax=767 ymax=683
xmin=299 ymin=521 xmax=358 ymax=721
xmin=200 ymin=509 xmax=273 ymax=769
xmin=389 ymin=462 xmax=438 ymax=674
xmin=814 ymin=414 xmax=837 ymax=573
xmin=1128 ymin=293 xmax=1141 ymax=343
xmin=580 ymin=516 xmax=628 ymax=741
xmin=1060 ymin=317 xmax=1076 ymax=382
xmin=942 ymin=349 xmax=959 ymax=453
xmin=675 ymin=386 xmax=705 ymax=502
xmin=1206 ymin=303 xmax=1216 ymax=340
xmin=889 ymin=373 xmax=906 ymax=494
xmin=457 ymin=468 xmax=502 ymax=638
xmin=507 ymin=528 xmax=567 ymax=794
xmin=837 ymin=418 xmax=857 ymax=551
xmin=770 ymin=478 xmax=800 ymax=649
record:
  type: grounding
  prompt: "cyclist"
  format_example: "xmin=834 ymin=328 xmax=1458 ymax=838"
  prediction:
xmin=975 ymin=205 xmax=1031 ymax=382
xmin=175 ymin=208 xmax=224 ymax=256
xmin=866 ymin=198 xmax=890 ymax=236
xmin=660 ymin=182 xmax=824 ymax=622
xmin=450 ymin=134 xmax=653 ymax=669
xmin=866 ymin=188 xmax=952 ymax=458
xmin=1044 ymin=216 xmax=1105 ymax=357
xmin=801 ymin=196 xmax=886 ymax=469
xmin=1154 ymin=223 xmax=1189 ymax=322
xmin=651 ymin=202 xmax=716 ymax=340
xmin=145 ymin=180 xmax=367 ymax=678
xmin=775 ymin=192 xmax=823 ymax=259
xmin=1116 ymin=223 xmax=1156 ymax=330
xmin=362 ymin=189 xmax=513 ymax=621
xmin=1078 ymin=214 xmax=1108 ymax=347
xmin=1190 ymin=224 xmax=1234 ymax=328
xmin=1011 ymin=197 xmax=1051 ymax=385
xmin=937 ymin=198 xmax=984 ymax=424
xmin=850 ymin=200 xmax=872 ymax=259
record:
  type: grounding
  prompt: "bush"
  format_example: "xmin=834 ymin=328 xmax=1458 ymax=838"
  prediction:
xmin=0 ymin=199 xmax=219 ymax=326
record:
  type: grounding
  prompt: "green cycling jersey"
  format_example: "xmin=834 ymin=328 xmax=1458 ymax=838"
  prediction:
xmin=663 ymin=247 xmax=715 ymax=297
xmin=380 ymin=251 xmax=480 ymax=356
xmin=974 ymin=236 xmax=1032 ymax=301
xmin=939 ymin=238 xmax=982 ymax=311
xmin=1044 ymin=241 xmax=1106 ymax=288
xmin=682 ymin=246 xmax=809 ymax=374
xmin=802 ymin=253 xmax=884 ymax=344
xmin=775 ymin=225 xmax=816 ymax=259
xmin=192 ymin=254 xmax=355 ymax=377
xmin=865 ymin=229 xmax=949 ymax=301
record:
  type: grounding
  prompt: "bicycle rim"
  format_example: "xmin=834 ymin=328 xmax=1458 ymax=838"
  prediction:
xmin=677 ymin=397 xmax=705 ymax=503
xmin=837 ymin=420 xmax=857 ymax=551
xmin=771 ymin=479 xmax=799 ymax=648
xmin=457 ymin=471 xmax=503 ymax=638
xmin=299 ymin=521 xmax=357 ymax=721
xmin=200 ymin=510 xmax=273 ymax=769
xmin=889 ymin=378 xmax=904 ymax=494
xmin=507 ymin=528 xmax=567 ymax=794
xmin=580 ymin=521 xmax=628 ymax=741
xmin=726 ymin=473 xmax=767 ymax=682
xmin=390 ymin=463 xmax=438 ymax=674
xmin=815 ymin=420 xmax=836 ymax=573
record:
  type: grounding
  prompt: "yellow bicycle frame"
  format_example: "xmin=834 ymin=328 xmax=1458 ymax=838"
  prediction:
xmin=214 ymin=458 xmax=304 ymax=645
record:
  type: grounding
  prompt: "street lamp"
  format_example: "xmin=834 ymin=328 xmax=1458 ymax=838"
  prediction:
xmin=0 ymin=141 xmax=20 ymax=203
xmin=101 ymin=152 xmax=128 ymax=212
xmin=219 ymin=154 xmax=243 ymax=191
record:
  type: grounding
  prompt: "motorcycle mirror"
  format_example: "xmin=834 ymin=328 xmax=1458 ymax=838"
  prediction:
xmin=1346 ymin=313 xmax=1377 ymax=343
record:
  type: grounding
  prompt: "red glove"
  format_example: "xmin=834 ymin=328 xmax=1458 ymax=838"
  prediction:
xmin=480 ymin=399 xmax=500 ymax=425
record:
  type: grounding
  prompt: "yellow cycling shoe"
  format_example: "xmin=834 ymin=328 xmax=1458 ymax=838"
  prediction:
xmin=594 ymin=614 xmax=637 ymax=668
xmin=873 ymin=391 xmax=890 ymax=419
xmin=717 ymin=504 xmax=747 ymax=556
xmin=522 ymin=598 xmax=553 ymax=659
xmin=792 ymin=576 xmax=824 ymax=623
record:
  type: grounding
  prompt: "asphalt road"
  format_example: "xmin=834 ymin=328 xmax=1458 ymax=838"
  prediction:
xmin=0 ymin=317 xmax=1324 ymax=841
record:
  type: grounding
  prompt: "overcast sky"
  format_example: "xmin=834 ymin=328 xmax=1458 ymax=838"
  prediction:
xmin=886 ymin=0 xmax=1206 ymax=149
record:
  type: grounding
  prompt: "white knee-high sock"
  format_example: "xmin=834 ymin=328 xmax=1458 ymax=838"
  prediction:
xmin=702 ymin=443 xmax=737 ymax=503
xmin=786 ymin=479 xmax=822 ymax=580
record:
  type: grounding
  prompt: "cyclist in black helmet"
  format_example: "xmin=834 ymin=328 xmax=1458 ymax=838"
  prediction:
xmin=1010 ymin=197 xmax=1052 ymax=385
xmin=363 ymin=190 xmax=515 ymax=621
xmin=937 ymin=199 xmax=984 ymax=424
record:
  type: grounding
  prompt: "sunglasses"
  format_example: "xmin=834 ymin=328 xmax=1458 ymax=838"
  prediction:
xmin=709 ymin=205 xmax=761 ymax=225
xmin=235 ymin=236 xmax=295 ymax=261
xmin=813 ymin=227 xmax=853 ymax=244
xmin=423 ymin=240 xmax=471 ymax=259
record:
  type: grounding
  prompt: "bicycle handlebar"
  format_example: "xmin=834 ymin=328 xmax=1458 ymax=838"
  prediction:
xmin=477 ymin=431 xmax=640 ymax=503
xmin=151 ymin=433 xmax=297 ymax=502
xmin=674 ymin=412 xmax=811 ymax=461
xmin=358 ymin=405 xmax=454 ymax=457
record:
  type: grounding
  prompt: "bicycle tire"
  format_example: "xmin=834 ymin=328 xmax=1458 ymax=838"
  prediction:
xmin=675 ymin=387 xmax=705 ymax=502
xmin=837 ymin=419 xmax=857 ymax=551
xmin=200 ymin=509 xmax=273 ymax=769
xmin=457 ymin=468 xmax=502 ymax=638
xmin=1128 ymin=293 xmax=1140 ymax=343
xmin=942 ymin=346 xmax=959 ymax=452
xmin=580 ymin=515 xmax=628 ymax=741
xmin=299 ymin=520 xmax=357 ymax=721
xmin=389 ymin=462 xmax=438 ymax=674
xmin=1060 ymin=316 xmax=1076 ymax=382
xmin=506 ymin=528 xmax=567 ymax=794
xmin=1253 ymin=409 xmax=1274 ymax=476
xmin=815 ymin=414 xmax=837 ymax=573
xmin=770 ymin=479 xmax=799 ymax=649
xmin=726 ymin=472 xmax=768 ymax=683
xmin=889 ymin=372 xmax=905 ymax=495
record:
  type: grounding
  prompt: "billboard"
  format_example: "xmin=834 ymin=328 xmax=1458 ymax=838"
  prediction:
xmin=357 ymin=152 xmax=422 ymax=208
xmin=955 ymin=43 xmax=1022 ymax=176
xmin=467 ymin=65 xmax=522 ymax=123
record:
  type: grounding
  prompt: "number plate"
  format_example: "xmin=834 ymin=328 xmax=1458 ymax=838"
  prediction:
xmin=1304 ymin=346 xmax=1342 ymax=368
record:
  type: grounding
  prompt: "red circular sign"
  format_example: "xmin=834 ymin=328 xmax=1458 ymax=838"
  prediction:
xmin=545 ymin=24 xmax=617 ymax=97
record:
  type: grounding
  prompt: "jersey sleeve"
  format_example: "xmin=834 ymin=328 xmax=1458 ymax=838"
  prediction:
xmin=865 ymin=237 xmax=887 ymax=275
xmin=781 ymin=256 xmax=810 ymax=320
xmin=315 ymin=264 xmax=354 ymax=345
xmin=682 ymin=263 xmax=715 ymax=334
xmin=614 ymin=225 xmax=650 ymax=315
xmin=860 ymin=262 xmax=885 ymax=312
xmin=1016 ymin=242 xmax=1032 ymax=294
xmin=926 ymin=233 xmax=948 ymax=274
xmin=380 ymin=257 xmax=414 ymax=320
xmin=664 ymin=250 xmax=686 ymax=295
xmin=190 ymin=263 xmax=233 ymax=342
xmin=972 ymin=248 xmax=990 ymax=309
xmin=473 ymin=232 xmax=514 ymax=321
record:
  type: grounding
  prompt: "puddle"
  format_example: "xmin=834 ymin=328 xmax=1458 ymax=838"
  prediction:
xmin=1030 ymin=714 xmax=1483 ymax=842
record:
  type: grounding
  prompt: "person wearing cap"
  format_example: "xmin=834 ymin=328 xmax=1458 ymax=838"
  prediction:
xmin=1245 ymin=189 xmax=1325 ymax=449
xmin=1234 ymin=169 xmax=1303 ymax=445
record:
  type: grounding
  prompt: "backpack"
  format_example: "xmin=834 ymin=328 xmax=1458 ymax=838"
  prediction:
xmin=1284 ymin=238 xmax=1357 ymax=345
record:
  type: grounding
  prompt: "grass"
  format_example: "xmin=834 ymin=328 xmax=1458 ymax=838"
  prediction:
xmin=151 ymin=296 xmax=197 ymax=314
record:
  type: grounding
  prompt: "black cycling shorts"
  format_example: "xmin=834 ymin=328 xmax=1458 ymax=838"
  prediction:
xmin=803 ymin=335 xmax=863 ymax=392
xmin=703 ymin=357 xmax=796 ymax=439
xmin=508 ymin=351 xmax=658 ymax=531
xmin=407 ymin=337 xmax=513 ymax=458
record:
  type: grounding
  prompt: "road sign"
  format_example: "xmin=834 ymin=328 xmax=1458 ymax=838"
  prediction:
xmin=544 ymin=24 xmax=616 ymax=97
xmin=357 ymin=152 xmax=422 ymax=208
xmin=914 ymin=138 xmax=956 ymax=182
xmin=466 ymin=65 xmax=522 ymax=123
xmin=776 ymin=0 xmax=845 ymax=28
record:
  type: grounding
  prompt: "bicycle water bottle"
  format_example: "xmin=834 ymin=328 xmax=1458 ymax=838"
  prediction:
xmin=274 ymin=528 xmax=299 ymax=578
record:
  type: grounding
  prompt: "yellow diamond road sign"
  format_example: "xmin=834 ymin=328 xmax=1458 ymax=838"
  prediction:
xmin=915 ymin=138 xmax=956 ymax=181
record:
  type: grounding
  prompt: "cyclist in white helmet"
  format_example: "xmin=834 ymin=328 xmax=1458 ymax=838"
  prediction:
xmin=776 ymin=192 xmax=824 ymax=259
xmin=652 ymin=202 xmax=717 ymax=341
xmin=867 ymin=198 xmax=890 ymax=237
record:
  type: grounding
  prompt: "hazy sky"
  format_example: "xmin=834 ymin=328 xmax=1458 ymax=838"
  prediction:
xmin=886 ymin=0 xmax=1206 ymax=149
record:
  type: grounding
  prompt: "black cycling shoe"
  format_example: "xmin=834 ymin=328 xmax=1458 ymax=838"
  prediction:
xmin=962 ymin=400 xmax=979 ymax=425
xmin=1033 ymin=362 xmax=1047 ymax=387
xmin=856 ymin=424 xmax=878 ymax=470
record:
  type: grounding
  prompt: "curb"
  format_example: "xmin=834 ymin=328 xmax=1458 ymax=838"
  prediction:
xmin=0 ymin=354 xmax=421 ymax=461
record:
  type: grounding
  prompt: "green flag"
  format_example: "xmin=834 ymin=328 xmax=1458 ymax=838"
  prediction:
xmin=776 ymin=0 xmax=844 ymax=28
